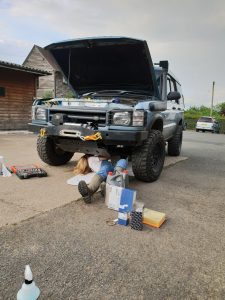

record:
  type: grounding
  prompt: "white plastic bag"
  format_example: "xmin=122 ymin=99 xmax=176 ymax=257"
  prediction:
xmin=67 ymin=172 xmax=95 ymax=185
xmin=0 ymin=156 xmax=11 ymax=177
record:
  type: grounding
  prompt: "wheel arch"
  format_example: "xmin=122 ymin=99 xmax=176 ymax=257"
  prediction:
xmin=178 ymin=118 xmax=183 ymax=126
xmin=150 ymin=117 xmax=164 ymax=132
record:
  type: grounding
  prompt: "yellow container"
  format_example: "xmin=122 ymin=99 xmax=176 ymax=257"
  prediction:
xmin=143 ymin=208 xmax=166 ymax=228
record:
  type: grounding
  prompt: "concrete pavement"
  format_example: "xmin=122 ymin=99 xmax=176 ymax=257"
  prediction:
xmin=0 ymin=133 xmax=187 ymax=227
xmin=1 ymin=131 xmax=225 ymax=299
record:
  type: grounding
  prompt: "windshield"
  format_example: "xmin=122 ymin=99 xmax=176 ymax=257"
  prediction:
xmin=154 ymin=69 xmax=162 ymax=94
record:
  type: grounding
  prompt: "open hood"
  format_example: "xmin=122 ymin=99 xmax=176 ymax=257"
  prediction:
xmin=45 ymin=37 xmax=159 ymax=97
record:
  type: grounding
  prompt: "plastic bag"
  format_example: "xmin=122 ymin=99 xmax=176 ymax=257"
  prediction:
xmin=0 ymin=156 xmax=12 ymax=177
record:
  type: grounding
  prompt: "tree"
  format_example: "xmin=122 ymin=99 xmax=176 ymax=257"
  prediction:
xmin=215 ymin=102 xmax=225 ymax=116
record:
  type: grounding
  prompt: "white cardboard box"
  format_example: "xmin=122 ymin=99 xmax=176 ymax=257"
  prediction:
xmin=105 ymin=184 xmax=136 ymax=211
xmin=105 ymin=184 xmax=123 ymax=211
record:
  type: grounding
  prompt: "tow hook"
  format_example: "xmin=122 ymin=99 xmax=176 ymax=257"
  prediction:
xmin=40 ymin=128 xmax=47 ymax=137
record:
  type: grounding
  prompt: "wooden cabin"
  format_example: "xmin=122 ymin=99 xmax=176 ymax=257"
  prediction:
xmin=0 ymin=60 xmax=50 ymax=130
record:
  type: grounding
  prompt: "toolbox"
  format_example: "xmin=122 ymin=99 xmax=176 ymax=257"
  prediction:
xmin=11 ymin=164 xmax=47 ymax=179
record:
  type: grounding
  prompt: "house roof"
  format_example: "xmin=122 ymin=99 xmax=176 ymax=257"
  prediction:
xmin=23 ymin=45 xmax=61 ymax=71
xmin=0 ymin=60 xmax=51 ymax=76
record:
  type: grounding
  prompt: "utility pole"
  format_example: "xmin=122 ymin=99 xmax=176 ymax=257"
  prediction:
xmin=210 ymin=81 xmax=215 ymax=117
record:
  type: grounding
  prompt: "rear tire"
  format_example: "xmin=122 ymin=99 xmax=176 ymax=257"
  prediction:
xmin=168 ymin=125 xmax=183 ymax=156
xmin=132 ymin=130 xmax=165 ymax=182
xmin=37 ymin=135 xmax=74 ymax=166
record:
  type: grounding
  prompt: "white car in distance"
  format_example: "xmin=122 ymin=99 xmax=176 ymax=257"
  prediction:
xmin=196 ymin=116 xmax=220 ymax=133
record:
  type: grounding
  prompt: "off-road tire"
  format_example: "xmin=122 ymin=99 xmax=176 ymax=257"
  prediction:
xmin=132 ymin=130 xmax=165 ymax=182
xmin=37 ymin=135 xmax=74 ymax=166
xmin=168 ymin=125 xmax=183 ymax=156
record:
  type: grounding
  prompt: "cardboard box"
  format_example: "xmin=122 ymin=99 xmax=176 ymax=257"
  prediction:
xmin=118 ymin=212 xmax=129 ymax=226
xmin=105 ymin=184 xmax=136 ymax=211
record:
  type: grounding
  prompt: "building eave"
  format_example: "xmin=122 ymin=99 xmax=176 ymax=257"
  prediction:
xmin=0 ymin=60 xmax=51 ymax=76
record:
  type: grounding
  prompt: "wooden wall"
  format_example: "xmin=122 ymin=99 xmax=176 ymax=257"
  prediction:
xmin=23 ymin=46 xmax=54 ymax=98
xmin=55 ymin=71 xmax=74 ymax=98
xmin=24 ymin=46 xmax=73 ymax=98
xmin=0 ymin=68 xmax=36 ymax=130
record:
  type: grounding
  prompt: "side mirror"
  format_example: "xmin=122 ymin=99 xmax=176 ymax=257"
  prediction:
xmin=167 ymin=91 xmax=181 ymax=103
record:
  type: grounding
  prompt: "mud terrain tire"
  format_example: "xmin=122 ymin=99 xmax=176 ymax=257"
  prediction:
xmin=37 ymin=135 xmax=74 ymax=165
xmin=132 ymin=130 xmax=165 ymax=182
xmin=168 ymin=125 xmax=183 ymax=156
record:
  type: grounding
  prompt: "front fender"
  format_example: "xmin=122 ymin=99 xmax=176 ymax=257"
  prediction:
xmin=146 ymin=112 xmax=164 ymax=131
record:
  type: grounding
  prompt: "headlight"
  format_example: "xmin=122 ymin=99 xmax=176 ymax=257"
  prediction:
xmin=113 ymin=112 xmax=131 ymax=126
xmin=35 ymin=107 xmax=46 ymax=120
xmin=133 ymin=110 xmax=144 ymax=126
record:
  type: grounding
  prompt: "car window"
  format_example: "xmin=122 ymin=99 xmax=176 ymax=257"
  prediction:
xmin=167 ymin=78 xmax=171 ymax=93
xmin=154 ymin=70 xmax=162 ymax=96
xmin=170 ymin=80 xmax=176 ymax=92
xmin=176 ymin=82 xmax=182 ymax=94
xmin=198 ymin=117 xmax=213 ymax=123
xmin=167 ymin=76 xmax=176 ymax=93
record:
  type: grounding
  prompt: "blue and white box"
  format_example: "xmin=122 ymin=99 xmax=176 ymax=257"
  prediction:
xmin=118 ymin=211 xmax=129 ymax=226
xmin=106 ymin=186 xmax=136 ymax=211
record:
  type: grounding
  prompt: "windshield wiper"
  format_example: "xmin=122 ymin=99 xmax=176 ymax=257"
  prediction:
xmin=119 ymin=90 xmax=151 ymax=96
xmin=82 ymin=90 xmax=151 ymax=97
xmin=82 ymin=90 xmax=123 ymax=97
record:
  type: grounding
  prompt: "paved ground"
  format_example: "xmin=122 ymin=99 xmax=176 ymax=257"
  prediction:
xmin=0 ymin=133 xmax=186 ymax=227
xmin=0 ymin=133 xmax=82 ymax=227
xmin=0 ymin=131 xmax=225 ymax=299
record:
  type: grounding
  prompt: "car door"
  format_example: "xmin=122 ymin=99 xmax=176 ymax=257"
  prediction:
xmin=162 ymin=75 xmax=179 ymax=140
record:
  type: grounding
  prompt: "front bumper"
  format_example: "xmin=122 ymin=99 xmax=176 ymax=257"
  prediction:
xmin=28 ymin=123 xmax=148 ymax=145
xmin=196 ymin=126 xmax=213 ymax=131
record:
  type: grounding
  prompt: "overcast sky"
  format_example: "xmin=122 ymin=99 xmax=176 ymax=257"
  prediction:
xmin=0 ymin=0 xmax=225 ymax=107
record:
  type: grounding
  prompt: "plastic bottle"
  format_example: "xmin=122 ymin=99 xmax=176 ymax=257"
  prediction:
xmin=106 ymin=171 xmax=124 ymax=187
xmin=122 ymin=170 xmax=129 ymax=188
xmin=106 ymin=171 xmax=113 ymax=184
xmin=17 ymin=265 xmax=40 ymax=300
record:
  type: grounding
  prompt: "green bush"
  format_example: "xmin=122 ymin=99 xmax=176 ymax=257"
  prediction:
xmin=43 ymin=90 xmax=54 ymax=98
xmin=185 ymin=117 xmax=225 ymax=133
xmin=184 ymin=104 xmax=225 ymax=133
xmin=184 ymin=106 xmax=221 ymax=119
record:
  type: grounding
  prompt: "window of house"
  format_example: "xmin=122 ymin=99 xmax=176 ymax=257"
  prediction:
xmin=0 ymin=87 xmax=5 ymax=97
xmin=36 ymin=78 xmax=39 ymax=89
xmin=63 ymin=76 xmax=68 ymax=84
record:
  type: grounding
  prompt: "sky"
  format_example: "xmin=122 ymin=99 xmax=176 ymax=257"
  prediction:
xmin=0 ymin=0 xmax=225 ymax=108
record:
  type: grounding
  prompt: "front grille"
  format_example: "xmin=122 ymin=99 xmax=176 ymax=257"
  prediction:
xmin=49 ymin=109 xmax=107 ymax=127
